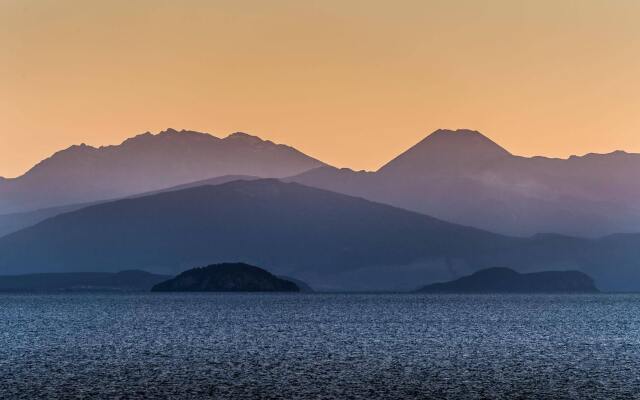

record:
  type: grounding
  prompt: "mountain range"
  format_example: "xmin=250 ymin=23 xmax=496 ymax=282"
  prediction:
xmin=1 ymin=128 xmax=638 ymax=238
xmin=0 ymin=127 xmax=638 ymax=291
xmin=290 ymin=129 xmax=640 ymax=237
xmin=0 ymin=179 xmax=638 ymax=292
xmin=0 ymin=129 xmax=323 ymax=215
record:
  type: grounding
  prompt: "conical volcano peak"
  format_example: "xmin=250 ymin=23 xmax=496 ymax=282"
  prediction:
xmin=378 ymin=129 xmax=511 ymax=174
xmin=431 ymin=128 xmax=484 ymax=136
xmin=422 ymin=129 xmax=510 ymax=154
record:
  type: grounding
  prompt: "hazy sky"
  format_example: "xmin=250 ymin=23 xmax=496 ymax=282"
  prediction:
xmin=1 ymin=0 xmax=639 ymax=177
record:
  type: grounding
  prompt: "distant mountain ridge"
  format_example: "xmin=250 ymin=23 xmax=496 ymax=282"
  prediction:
xmin=0 ymin=179 xmax=638 ymax=291
xmin=290 ymin=129 xmax=640 ymax=237
xmin=0 ymin=129 xmax=324 ymax=214
xmin=1 ymin=127 xmax=638 ymax=238
xmin=417 ymin=267 xmax=599 ymax=293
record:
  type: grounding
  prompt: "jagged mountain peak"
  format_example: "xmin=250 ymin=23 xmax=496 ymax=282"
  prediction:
xmin=0 ymin=128 xmax=325 ymax=214
xmin=225 ymin=131 xmax=266 ymax=145
xmin=227 ymin=131 xmax=256 ymax=139
xmin=22 ymin=128 xmax=309 ymax=179
xmin=121 ymin=129 xmax=272 ymax=147
xmin=122 ymin=129 xmax=219 ymax=145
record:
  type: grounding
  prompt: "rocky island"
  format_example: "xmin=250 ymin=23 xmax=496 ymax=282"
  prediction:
xmin=151 ymin=263 xmax=300 ymax=292
xmin=417 ymin=267 xmax=599 ymax=293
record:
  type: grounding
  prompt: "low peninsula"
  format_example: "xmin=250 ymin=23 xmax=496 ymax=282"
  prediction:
xmin=417 ymin=267 xmax=599 ymax=293
xmin=0 ymin=270 xmax=169 ymax=292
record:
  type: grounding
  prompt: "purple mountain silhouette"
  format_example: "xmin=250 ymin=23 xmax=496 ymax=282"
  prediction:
xmin=0 ymin=179 xmax=638 ymax=291
xmin=378 ymin=129 xmax=512 ymax=175
xmin=290 ymin=129 xmax=640 ymax=237
xmin=0 ymin=129 xmax=324 ymax=214
xmin=1 ymin=128 xmax=638 ymax=238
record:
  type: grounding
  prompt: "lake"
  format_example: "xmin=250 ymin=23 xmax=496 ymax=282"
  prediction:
xmin=1 ymin=293 xmax=639 ymax=399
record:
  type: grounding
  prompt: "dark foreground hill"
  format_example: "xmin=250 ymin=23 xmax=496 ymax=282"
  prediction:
xmin=0 ymin=270 xmax=169 ymax=292
xmin=0 ymin=175 xmax=259 ymax=238
xmin=0 ymin=179 xmax=638 ymax=291
xmin=417 ymin=267 xmax=599 ymax=293
xmin=151 ymin=263 xmax=299 ymax=292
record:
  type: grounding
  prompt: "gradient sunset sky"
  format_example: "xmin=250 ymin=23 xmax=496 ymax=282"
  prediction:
xmin=1 ymin=0 xmax=639 ymax=178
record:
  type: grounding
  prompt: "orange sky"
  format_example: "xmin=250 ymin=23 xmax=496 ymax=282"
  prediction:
xmin=1 ymin=0 xmax=639 ymax=178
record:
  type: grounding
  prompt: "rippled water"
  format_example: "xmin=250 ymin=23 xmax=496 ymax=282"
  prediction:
xmin=1 ymin=293 xmax=639 ymax=399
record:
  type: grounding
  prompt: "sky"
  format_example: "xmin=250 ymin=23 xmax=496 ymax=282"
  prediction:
xmin=1 ymin=0 xmax=639 ymax=178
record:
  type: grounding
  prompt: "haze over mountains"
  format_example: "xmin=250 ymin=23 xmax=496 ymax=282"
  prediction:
xmin=0 ymin=129 xmax=323 ymax=214
xmin=0 ymin=179 xmax=639 ymax=292
xmin=0 ymin=175 xmax=261 ymax=238
xmin=291 ymin=129 xmax=640 ymax=237
xmin=0 ymin=127 xmax=638 ymax=242
xmin=417 ymin=267 xmax=599 ymax=293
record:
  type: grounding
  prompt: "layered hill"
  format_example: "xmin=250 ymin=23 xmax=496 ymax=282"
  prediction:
xmin=290 ymin=129 xmax=640 ymax=237
xmin=0 ymin=129 xmax=323 ymax=214
xmin=0 ymin=175 xmax=259 ymax=238
xmin=0 ymin=179 xmax=638 ymax=291
xmin=2 ymin=128 xmax=638 ymax=238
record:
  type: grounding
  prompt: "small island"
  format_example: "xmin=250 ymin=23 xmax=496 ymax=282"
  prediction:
xmin=151 ymin=263 xmax=300 ymax=292
xmin=416 ymin=267 xmax=599 ymax=293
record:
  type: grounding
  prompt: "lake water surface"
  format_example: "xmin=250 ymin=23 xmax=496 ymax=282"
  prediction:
xmin=1 ymin=293 xmax=639 ymax=399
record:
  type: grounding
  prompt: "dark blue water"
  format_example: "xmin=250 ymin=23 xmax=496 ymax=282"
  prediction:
xmin=1 ymin=293 xmax=639 ymax=399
